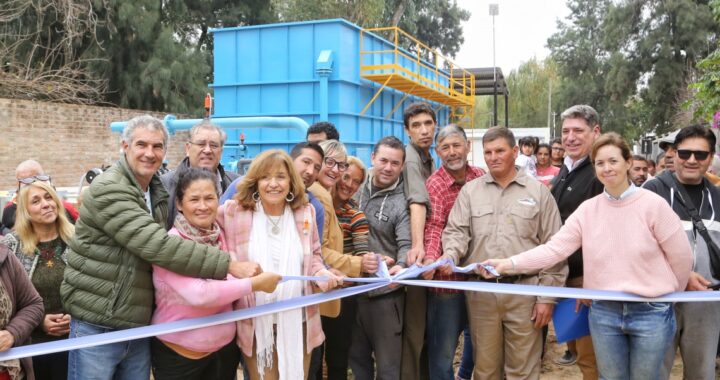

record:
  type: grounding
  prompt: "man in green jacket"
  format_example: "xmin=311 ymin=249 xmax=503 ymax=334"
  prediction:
xmin=61 ymin=115 xmax=259 ymax=380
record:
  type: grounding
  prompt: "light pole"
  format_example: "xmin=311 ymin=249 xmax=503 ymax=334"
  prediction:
xmin=489 ymin=3 xmax=499 ymax=127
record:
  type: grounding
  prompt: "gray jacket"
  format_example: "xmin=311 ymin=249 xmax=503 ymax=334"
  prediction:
xmin=357 ymin=172 xmax=411 ymax=296
xmin=644 ymin=171 xmax=720 ymax=283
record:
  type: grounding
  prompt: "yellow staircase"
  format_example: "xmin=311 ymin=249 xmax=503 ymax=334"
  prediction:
xmin=359 ymin=27 xmax=475 ymax=128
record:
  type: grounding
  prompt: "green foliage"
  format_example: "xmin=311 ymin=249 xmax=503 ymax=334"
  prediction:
xmin=688 ymin=0 xmax=720 ymax=123
xmin=549 ymin=0 xmax=719 ymax=138
xmin=273 ymin=0 xmax=469 ymax=57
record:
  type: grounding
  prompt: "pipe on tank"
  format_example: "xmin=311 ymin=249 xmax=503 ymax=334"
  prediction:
xmin=110 ymin=115 xmax=310 ymax=134
xmin=316 ymin=50 xmax=334 ymax=121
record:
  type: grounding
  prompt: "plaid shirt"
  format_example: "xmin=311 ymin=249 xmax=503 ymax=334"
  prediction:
xmin=424 ymin=165 xmax=485 ymax=293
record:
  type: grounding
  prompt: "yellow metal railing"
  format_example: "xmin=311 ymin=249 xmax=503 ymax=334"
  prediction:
xmin=359 ymin=26 xmax=475 ymax=122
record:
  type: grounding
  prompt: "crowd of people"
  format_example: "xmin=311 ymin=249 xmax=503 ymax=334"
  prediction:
xmin=0 ymin=101 xmax=717 ymax=380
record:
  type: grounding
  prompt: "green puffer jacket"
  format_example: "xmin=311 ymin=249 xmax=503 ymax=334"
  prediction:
xmin=60 ymin=155 xmax=230 ymax=329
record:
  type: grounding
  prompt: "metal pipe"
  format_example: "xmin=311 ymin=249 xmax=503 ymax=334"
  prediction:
xmin=110 ymin=115 xmax=310 ymax=134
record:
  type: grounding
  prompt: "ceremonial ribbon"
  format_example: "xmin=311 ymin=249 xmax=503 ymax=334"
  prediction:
xmin=0 ymin=259 xmax=718 ymax=360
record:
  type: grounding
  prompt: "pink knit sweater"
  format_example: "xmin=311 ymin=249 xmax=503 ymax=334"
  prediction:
xmin=512 ymin=188 xmax=693 ymax=297
xmin=151 ymin=228 xmax=252 ymax=352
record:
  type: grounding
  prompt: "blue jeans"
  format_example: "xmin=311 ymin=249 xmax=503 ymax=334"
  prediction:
xmin=67 ymin=319 xmax=151 ymax=380
xmin=426 ymin=292 xmax=468 ymax=380
xmin=589 ymin=300 xmax=675 ymax=380
xmin=457 ymin=327 xmax=474 ymax=379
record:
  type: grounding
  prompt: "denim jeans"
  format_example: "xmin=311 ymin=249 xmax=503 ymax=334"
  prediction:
xmin=426 ymin=292 xmax=467 ymax=380
xmin=67 ymin=319 xmax=151 ymax=380
xmin=589 ymin=300 xmax=675 ymax=380
xmin=457 ymin=327 xmax=474 ymax=379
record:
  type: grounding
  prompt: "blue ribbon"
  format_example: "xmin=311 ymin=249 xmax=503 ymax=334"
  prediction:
xmin=1 ymin=259 xmax=719 ymax=360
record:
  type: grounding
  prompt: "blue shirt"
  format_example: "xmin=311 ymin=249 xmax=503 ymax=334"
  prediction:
xmin=220 ymin=176 xmax=324 ymax=238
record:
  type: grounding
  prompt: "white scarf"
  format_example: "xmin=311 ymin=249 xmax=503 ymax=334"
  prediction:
xmin=249 ymin=203 xmax=304 ymax=380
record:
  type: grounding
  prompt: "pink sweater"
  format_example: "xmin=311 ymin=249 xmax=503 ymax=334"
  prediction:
xmin=151 ymin=228 xmax=252 ymax=352
xmin=513 ymin=188 xmax=693 ymax=297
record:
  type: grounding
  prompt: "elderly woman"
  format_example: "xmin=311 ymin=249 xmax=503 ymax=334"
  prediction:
xmin=2 ymin=181 xmax=72 ymax=380
xmin=482 ymin=133 xmax=693 ymax=380
xmin=150 ymin=168 xmax=281 ymax=380
xmin=217 ymin=149 xmax=341 ymax=380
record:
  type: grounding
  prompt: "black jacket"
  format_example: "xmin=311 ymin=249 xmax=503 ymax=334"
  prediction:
xmin=160 ymin=157 xmax=239 ymax=229
xmin=550 ymin=158 xmax=603 ymax=280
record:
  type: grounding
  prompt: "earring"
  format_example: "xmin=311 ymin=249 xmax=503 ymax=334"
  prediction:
xmin=252 ymin=191 xmax=260 ymax=202
xmin=285 ymin=192 xmax=295 ymax=202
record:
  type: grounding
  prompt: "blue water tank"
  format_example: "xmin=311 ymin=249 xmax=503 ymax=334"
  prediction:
xmin=210 ymin=19 xmax=449 ymax=166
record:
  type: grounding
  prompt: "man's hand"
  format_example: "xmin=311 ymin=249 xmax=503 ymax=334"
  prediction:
xmin=388 ymin=265 xmax=403 ymax=289
xmin=314 ymin=268 xmax=343 ymax=292
xmin=43 ymin=313 xmax=71 ymax=336
xmin=686 ymin=271 xmax=711 ymax=291
xmin=406 ymin=246 xmax=426 ymax=265
xmin=250 ymin=272 xmax=282 ymax=293
xmin=228 ymin=261 xmax=262 ymax=278
xmin=0 ymin=331 xmax=14 ymax=352
xmin=381 ymin=256 xmax=396 ymax=267
xmin=420 ymin=258 xmax=436 ymax=280
xmin=361 ymin=253 xmax=379 ymax=274
xmin=531 ymin=303 xmax=554 ymax=329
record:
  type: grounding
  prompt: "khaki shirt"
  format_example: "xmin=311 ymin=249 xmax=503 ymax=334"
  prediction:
xmin=403 ymin=143 xmax=435 ymax=209
xmin=442 ymin=169 xmax=567 ymax=303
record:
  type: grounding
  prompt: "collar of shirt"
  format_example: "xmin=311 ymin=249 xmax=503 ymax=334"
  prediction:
xmin=564 ymin=155 xmax=588 ymax=172
xmin=604 ymin=182 xmax=637 ymax=201
xmin=435 ymin=165 xmax=484 ymax=188
xmin=409 ymin=142 xmax=432 ymax=165
xmin=481 ymin=166 xmax=528 ymax=187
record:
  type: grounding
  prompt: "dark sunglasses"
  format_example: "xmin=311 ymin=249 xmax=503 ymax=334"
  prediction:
xmin=676 ymin=150 xmax=711 ymax=161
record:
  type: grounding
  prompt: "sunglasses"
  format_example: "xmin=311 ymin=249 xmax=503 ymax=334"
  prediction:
xmin=18 ymin=174 xmax=51 ymax=185
xmin=676 ymin=150 xmax=711 ymax=161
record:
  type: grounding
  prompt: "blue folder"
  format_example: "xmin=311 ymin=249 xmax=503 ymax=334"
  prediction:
xmin=552 ymin=298 xmax=590 ymax=343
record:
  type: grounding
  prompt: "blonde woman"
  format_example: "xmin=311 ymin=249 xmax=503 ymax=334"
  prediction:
xmin=2 ymin=181 xmax=73 ymax=380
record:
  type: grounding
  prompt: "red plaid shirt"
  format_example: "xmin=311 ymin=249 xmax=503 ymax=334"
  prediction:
xmin=424 ymin=165 xmax=485 ymax=293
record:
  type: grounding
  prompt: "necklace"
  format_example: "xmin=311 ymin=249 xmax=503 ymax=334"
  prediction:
xmin=268 ymin=215 xmax=282 ymax=235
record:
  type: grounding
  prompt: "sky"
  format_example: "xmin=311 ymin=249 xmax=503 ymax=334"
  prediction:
xmin=454 ymin=0 xmax=570 ymax=76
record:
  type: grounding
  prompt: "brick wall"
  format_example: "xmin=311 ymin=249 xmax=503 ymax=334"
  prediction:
xmin=0 ymin=98 xmax=191 ymax=190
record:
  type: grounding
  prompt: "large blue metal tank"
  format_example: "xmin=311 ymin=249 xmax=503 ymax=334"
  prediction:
xmin=211 ymin=18 xmax=449 ymax=165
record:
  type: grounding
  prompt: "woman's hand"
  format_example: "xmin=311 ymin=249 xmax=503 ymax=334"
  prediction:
xmin=0 ymin=331 xmax=14 ymax=352
xmin=575 ymin=299 xmax=592 ymax=312
xmin=43 ymin=313 xmax=71 ymax=336
xmin=686 ymin=271 xmax=711 ymax=291
xmin=250 ymin=272 xmax=282 ymax=293
xmin=478 ymin=259 xmax=513 ymax=278
xmin=314 ymin=269 xmax=343 ymax=292
xmin=228 ymin=261 xmax=263 ymax=278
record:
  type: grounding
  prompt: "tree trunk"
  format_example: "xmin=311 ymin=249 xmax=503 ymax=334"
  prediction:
xmin=391 ymin=0 xmax=408 ymax=26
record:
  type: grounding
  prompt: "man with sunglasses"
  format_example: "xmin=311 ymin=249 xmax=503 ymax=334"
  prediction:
xmin=160 ymin=121 xmax=238 ymax=228
xmin=1 ymin=160 xmax=78 ymax=234
xmin=644 ymin=125 xmax=720 ymax=380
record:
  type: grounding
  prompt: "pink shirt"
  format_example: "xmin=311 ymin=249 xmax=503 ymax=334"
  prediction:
xmin=152 ymin=228 xmax=252 ymax=352
xmin=536 ymin=165 xmax=560 ymax=186
xmin=512 ymin=188 xmax=692 ymax=297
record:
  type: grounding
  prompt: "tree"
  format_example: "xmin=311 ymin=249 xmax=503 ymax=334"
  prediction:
xmin=0 ymin=0 xmax=108 ymax=103
xmin=687 ymin=0 xmax=720 ymax=123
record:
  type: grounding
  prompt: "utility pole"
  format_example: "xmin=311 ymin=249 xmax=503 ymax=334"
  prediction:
xmin=490 ymin=3 xmax=499 ymax=127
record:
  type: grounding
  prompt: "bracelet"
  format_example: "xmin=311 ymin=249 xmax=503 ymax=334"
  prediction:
xmin=509 ymin=257 xmax=516 ymax=274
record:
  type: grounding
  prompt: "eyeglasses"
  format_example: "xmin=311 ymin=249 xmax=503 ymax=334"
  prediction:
xmin=676 ymin=149 xmax=711 ymax=161
xmin=189 ymin=140 xmax=222 ymax=151
xmin=324 ymin=157 xmax=349 ymax=171
xmin=17 ymin=174 xmax=51 ymax=190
